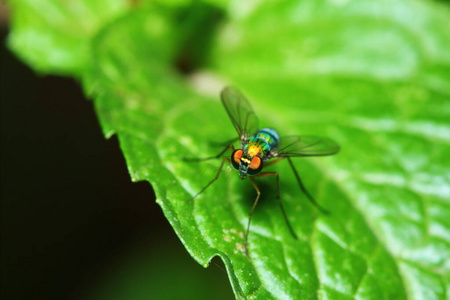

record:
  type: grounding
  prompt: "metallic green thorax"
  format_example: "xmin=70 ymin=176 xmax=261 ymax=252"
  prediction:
xmin=243 ymin=128 xmax=280 ymax=161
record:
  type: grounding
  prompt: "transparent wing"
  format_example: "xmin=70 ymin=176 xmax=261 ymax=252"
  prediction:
xmin=277 ymin=135 xmax=340 ymax=157
xmin=220 ymin=86 xmax=259 ymax=139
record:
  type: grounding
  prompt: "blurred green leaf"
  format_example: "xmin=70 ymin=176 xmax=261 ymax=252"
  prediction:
xmin=7 ymin=0 xmax=450 ymax=299
xmin=8 ymin=0 xmax=131 ymax=76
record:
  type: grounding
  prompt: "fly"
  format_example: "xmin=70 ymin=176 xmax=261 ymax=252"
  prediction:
xmin=184 ymin=86 xmax=340 ymax=255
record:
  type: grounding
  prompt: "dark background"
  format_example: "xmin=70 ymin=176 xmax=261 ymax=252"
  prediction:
xmin=1 ymin=23 xmax=232 ymax=300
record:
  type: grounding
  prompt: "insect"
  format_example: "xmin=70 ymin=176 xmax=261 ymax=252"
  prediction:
xmin=185 ymin=86 xmax=339 ymax=255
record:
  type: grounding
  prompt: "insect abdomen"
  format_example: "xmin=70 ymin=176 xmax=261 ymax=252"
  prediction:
xmin=256 ymin=128 xmax=280 ymax=150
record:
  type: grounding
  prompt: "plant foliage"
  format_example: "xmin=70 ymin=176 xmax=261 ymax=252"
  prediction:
xmin=8 ymin=0 xmax=450 ymax=298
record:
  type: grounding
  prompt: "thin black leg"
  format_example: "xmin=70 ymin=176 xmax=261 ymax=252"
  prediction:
xmin=256 ymin=172 xmax=298 ymax=240
xmin=263 ymin=157 xmax=284 ymax=168
xmin=208 ymin=137 xmax=239 ymax=147
xmin=246 ymin=173 xmax=298 ymax=256
xmin=286 ymin=157 xmax=329 ymax=215
xmin=182 ymin=144 xmax=235 ymax=162
xmin=186 ymin=157 xmax=231 ymax=202
xmin=247 ymin=176 xmax=262 ymax=256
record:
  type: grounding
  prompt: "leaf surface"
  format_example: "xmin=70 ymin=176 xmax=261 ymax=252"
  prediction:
xmin=7 ymin=0 xmax=450 ymax=299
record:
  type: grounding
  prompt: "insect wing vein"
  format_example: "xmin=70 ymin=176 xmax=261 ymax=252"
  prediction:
xmin=221 ymin=86 xmax=259 ymax=139
xmin=277 ymin=135 xmax=340 ymax=157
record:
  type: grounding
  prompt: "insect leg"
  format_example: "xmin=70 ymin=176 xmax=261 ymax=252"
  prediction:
xmin=186 ymin=157 xmax=231 ymax=202
xmin=246 ymin=176 xmax=262 ymax=256
xmin=286 ymin=157 xmax=330 ymax=215
xmin=256 ymin=172 xmax=298 ymax=240
xmin=208 ymin=137 xmax=239 ymax=147
xmin=263 ymin=157 xmax=285 ymax=168
xmin=183 ymin=144 xmax=235 ymax=162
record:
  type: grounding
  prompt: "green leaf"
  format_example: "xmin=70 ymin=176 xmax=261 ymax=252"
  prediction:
xmin=7 ymin=0 xmax=131 ymax=76
xmin=7 ymin=0 xmax=450 ymax=299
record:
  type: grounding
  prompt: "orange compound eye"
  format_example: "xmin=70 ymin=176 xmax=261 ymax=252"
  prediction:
xmin=250 ymin=156 xmax=261 ymax=170
xmin=248 ymin=156 xmax=263 ymax=175
xmin=231 ymin=149 xmax=243 ymax=170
